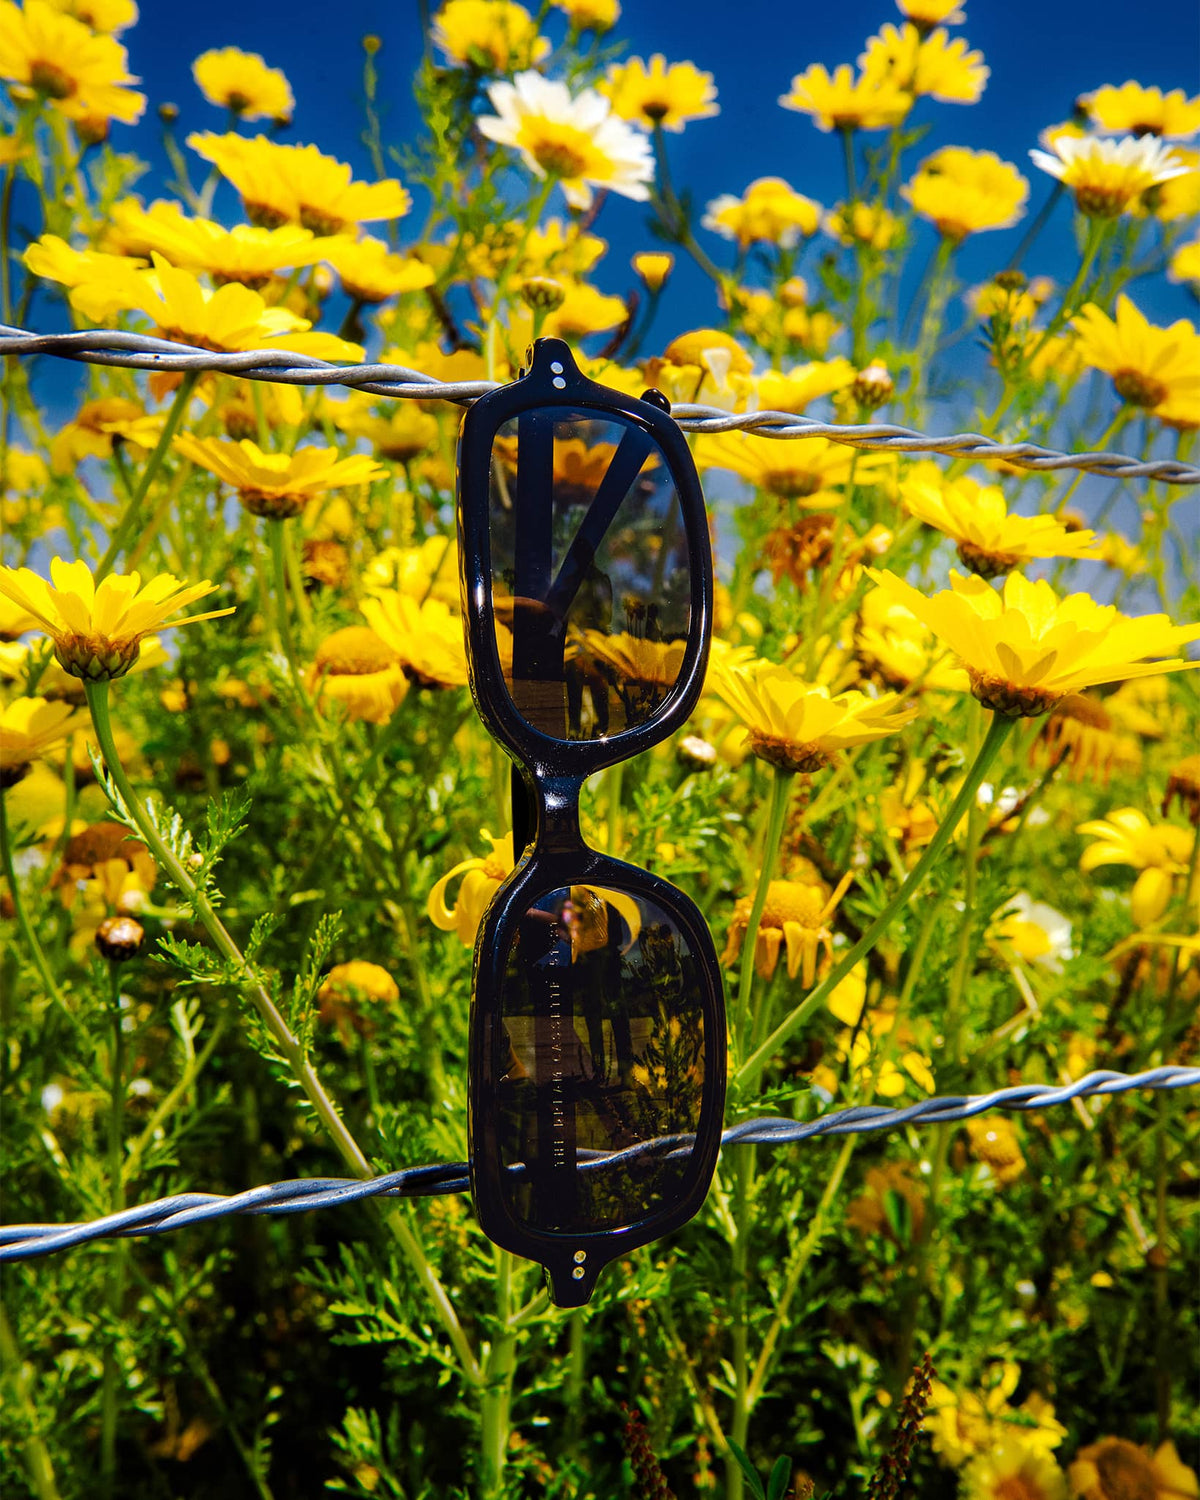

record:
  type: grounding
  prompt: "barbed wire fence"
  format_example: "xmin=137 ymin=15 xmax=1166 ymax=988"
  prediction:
xmin=2 ymin=327 xmax=1198 ymax=1267
xmin=3 ymin=323 xmax=1199 ymax=483
xmin=3 ymin=1068 xmax=1197 ymax=1262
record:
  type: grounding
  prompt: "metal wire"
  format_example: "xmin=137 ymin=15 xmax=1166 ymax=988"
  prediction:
xmin=3 ymin=1067 xmax=1194 ymax=1264
xmin=3 ymin=323 xmax=1197 ymax=485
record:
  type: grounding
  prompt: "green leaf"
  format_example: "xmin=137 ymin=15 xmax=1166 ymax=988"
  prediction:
xmin=726 ymin=1441 xmax=766 ymax=1500
xmin=766 ymin=1454 xmax=793 ymax=1500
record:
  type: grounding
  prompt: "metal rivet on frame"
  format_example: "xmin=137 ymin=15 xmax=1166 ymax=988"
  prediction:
xmin=572 ymin=1266 xmax=585 ymax=1279
xmin=573 ymin=1250 xmax=587 ymax=1263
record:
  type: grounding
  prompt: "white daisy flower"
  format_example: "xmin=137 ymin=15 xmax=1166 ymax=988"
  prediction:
xmin=477 ymin=71 xmax=654 ymax=210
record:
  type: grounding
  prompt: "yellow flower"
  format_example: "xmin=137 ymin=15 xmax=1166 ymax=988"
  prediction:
xmin=331 ymin=395 xmax=441 ymax=465
xmin=1085 ymin=81 xmax=1200 ymax=140
xmin=710 ymin=656 xmax=917 ymax=774
xmin=965 ymin=1115 xmax=1027 ymax=1184
xmin=927 ymin=1363 xmax=1066 ymax=1469
xmin=432 ymin=0 xmax=549 ymax=71
xmin=1152 ymin=146 xmax=1200 ymax=220
xmin=533 ymin=279 xmax=627 ymax=339
xmin=68 ymin=254 xmax=363 ymax=364
xmin=553 ymin=0 xmax=618 ymax=32
xmin=721 ymin=870 xmax=854 ymax=986
xmin=962 ymin=1440 xmax=1067 ymax=1500
xmin=901 ymin=470 xmax=1100 ymax=576
xmin=0 ymin=0 xmax=144 ymax=127
xmin=364 ymin=536 xmax=459 ymax=605
xmin=0 ymin=697 xmax=86 ymax=787
xmin=865 ymin=569 xmax=1200 ymax=717
xmin=903 ymin=147 xmax=1028 ymax=240
xmin=23 ymin=232 xmax=145 ymax=288
xmin=109 ymin=200 xmax=329 ymax=287
xmin=577 ymin=632 xmax=687 ymax=726
xmin=855 ymin=585 xmax=969 ymax=693
xmin=0 ymin=560 xmax=233 ymax=682
xmin=1029 ymin=133 xmax=1188 ymax=217
xmin=824 ymin=200 xmax=905 ymax=250
xmin=477 ymin=70 xmax=654 ymax=210
xmin=702 ymin=177 xmax=821 ymax=248
xmin=1072 ymin=295 xmax=1200 ymax=411
xmin=696 ymin=430 xmax=890 ymax=506
xmin=317 ymin=960 xmax=400 ymax=1038
xmin=428 ymin=829 xmax=516 ymax=944
xmin=50 ymin=396 xmax=161 ymax=475
xmin=192 ymin=47 xmax=293 ymax=122
xmin=632 ymin=251 xmax=673 ymax=292
xmin=1077 ymin=807 xmax=1195 ymax=927
xmin=308 ymin=627 xmax=409 ymax=725
xmin=1169 ymin=238 xmax=1200 ymax=285
xmin=187 ymin=133 xmax=412 ymax=234
xmin=360 ymin=592 xmax=469 ymax=688
xmin=859 ymin=23 xmax=988 ymax=104
xmin=44 ymin=0 xmax=138 ymax=32
xmin=779 ymin=62 xmax=911 ymax=132
xmin=600 ymin=55 xmax=718 ymax=133
xmin=175 ymin=436 xmax=384 ymax=521
xmin=817 ymin=1001 xmax=936 ymax=1099
xmin=1069 ymin=1439 xmax=1199 ymax=1500
xmin=322 ymin=236 xmax=435 ymax=304
xmin=755 ymin=360 xmax=857 ymax=413
xmin=896 ymin=0 xmax=964 ymax=28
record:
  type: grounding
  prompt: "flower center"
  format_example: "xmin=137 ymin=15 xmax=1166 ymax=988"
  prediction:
xmin=1112 ymin=367 xmax=1168 ymax=407
xmin=1094 ymin=1443 xmax=1157 ymax=1500
xmin=1074 ymin=184 xmax=1136 ymax=218
xmin=314 ymin=627 xmax=400 ymax=676
xmin=748 ymin=731 xmax=833 ymax=774
xmin=956 ymin=539 xmax=1021 ymax=580
xmin=300 ymin=204 xmax=350 ymax=236
xmin=243 ymin=200 xmax=293 ymax=230
xmin=30 ymin=60 xmax=77 ymax=101
xmin=763 ymin=469 xmax=822 ymax=500
xmin=523 ymin=123 xmax=593 ymax=181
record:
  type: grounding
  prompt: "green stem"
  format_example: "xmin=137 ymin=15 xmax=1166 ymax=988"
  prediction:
xmin=734 ymin=767 xmax=793 ymax=1060
xmin=840 ymin=125 xmax=859 ymax=202
xmin=737 ymin=715 xmax=1015 ymax=1090
xmin=100 ymin=964 xmax=127 ymax=1494
xmin=81 ymin=680 xmax=481 ymax=1389
xmin=725 ymin=1144 xmax=755 ymax=1500
xmin=0 ymin=790 xmax=73 ymax=1023
xmin=1006 ymin=181 xmax=1065 ymax=271
xmin=96 ymin=372 xmax=198 ymax=581
xmin=479 ymin=1249 xmax=519 ymax=1498
xmin=1026 ymin=217 xmax=1110 ymax=369
xmin=0 ymin=1299 xmax=63 ymax=1500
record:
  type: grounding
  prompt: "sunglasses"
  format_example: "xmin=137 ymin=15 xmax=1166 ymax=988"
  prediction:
xmin=456 ymin=338 xmax=727 ymax=1307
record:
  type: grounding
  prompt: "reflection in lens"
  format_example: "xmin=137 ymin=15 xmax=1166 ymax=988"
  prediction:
xmin=493 ymin=885 xmax=706 ymax=1234
xmin=489 ymin=410 xmax=692 ymax=741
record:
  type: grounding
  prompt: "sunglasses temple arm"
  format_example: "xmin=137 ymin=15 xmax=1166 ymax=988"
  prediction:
xmin=511 ymin=764 xmax=533 ymax=858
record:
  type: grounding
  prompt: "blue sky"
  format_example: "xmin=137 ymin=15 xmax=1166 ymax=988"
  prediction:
xmin=107 ymin=0 xmax=1200 ymax=345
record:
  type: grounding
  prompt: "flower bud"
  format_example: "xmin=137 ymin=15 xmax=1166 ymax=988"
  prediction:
xmin=632 ymin=252 xmax=673 ymax=293
xmin=95 ymin=915 xmax=145 ymax=963
xmin=520 ymin=276 xmax=566 ymax=312
xmin=677 ymin=735 xmax=717 ymax=772
xmin=850 ymin=361 xmax=895 ymax=410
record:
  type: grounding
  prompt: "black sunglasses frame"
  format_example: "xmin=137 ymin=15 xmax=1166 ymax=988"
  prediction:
xmin=456 ymin=338 xmax=727 ymax=1307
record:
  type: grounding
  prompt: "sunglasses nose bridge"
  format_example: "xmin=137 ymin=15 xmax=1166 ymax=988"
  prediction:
xmin=529 ymin=772 xmax=586 ymax=853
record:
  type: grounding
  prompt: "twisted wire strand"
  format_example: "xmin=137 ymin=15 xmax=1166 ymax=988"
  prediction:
xmin=3 ymin=323 xmax=1197 ymax=484
xmin=3 ymin=1067 xmax=1194 ymax=1264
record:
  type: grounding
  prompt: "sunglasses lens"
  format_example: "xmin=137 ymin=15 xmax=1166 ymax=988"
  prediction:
xmin=490 ymin=883 xmax=708 ymax=1233
xmin=488 ymin=409 xmax=692 ymax=741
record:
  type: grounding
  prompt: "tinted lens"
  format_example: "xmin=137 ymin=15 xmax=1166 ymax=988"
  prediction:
xmin=491 ymin=883 xmax=706 ymax=1233
xmin=488 ymin=409 xmax=691 ymax=741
